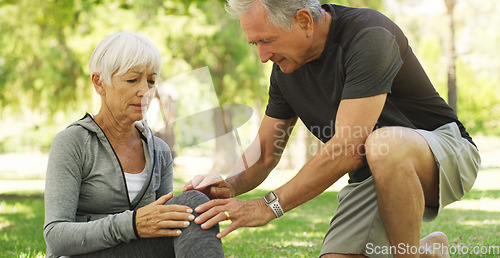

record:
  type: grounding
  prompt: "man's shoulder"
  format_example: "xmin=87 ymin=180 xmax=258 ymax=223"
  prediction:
xmin=331 ymin=4 xmax=397 ymax=38
xmin=331 ymin=4 xmax=391 ymax=24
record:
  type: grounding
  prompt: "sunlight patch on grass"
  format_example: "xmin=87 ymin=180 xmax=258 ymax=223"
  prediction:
xmin=446 ymin=198 xmax=500 ymax=211
xmin=1 ymin=201 xmax=26 ymax=213
xmin=0 ymin=200 xmax=38 ymax=219
xmin=294 ymin=231 xmax=325 ymax=238
xmin=0 ymin=219 xmax=11 ymax=231
xmin=281 ymin=240 xmax=315 ymax=247
xmin=458 ymin=219 xmax=500 ymax=226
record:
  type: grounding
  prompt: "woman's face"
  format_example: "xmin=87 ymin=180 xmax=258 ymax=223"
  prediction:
xmin=102 ymin=65 xmax=157 ymax=123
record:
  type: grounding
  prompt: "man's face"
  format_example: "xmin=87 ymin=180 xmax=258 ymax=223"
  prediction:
xmin=240 ymin=2 xmax=312 ymax=74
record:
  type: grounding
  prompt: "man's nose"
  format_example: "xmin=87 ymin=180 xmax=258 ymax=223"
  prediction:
xmin=258 ymin=45 xmax=272 ymax=63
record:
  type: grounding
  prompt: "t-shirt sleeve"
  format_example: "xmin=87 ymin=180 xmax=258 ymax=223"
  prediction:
xmin=265 ymin=66 xmax=297 ymax=119
xmin=341 ymin=27 xmax=403 ymax=100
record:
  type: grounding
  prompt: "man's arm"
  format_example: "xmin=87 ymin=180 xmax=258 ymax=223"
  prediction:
xmin=194 ymin=94 xmax=386 ymax=238
xmin=226 ymin=115 xmax=298 ymax=196
xmin=183 ymin=115 xmax=297 ymax=198
xmin=275 ymin=94 xmax=386 ymax=212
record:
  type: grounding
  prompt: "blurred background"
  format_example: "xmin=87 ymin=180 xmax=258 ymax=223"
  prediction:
xmin=0 ymin=0 xmax=499 ymax=256
xmin=0 ymin=0 xmax=500 ymax=187
xmin=1 ymin=0 xmax=499 ymax=183
xmin=0 ymin=0 xmax=499 ymax=205
xmin=0 ymin=0 xmax=499 ymax=186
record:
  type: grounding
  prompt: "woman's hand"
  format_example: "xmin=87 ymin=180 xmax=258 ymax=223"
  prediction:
xmin=183 ymin=174 xmax=235 ymax=199
xmin=135 ymin=192 xmax=194 ymax=238
xmin=194 ymin=198 xmax=276 ymax=239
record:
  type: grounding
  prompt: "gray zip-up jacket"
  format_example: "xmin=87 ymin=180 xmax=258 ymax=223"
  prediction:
xmin=43 ymin=113 xmax=173 ymax=257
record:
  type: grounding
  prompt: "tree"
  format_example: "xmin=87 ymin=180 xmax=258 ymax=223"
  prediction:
xmin=444 ymin=0 xmax=457 ymax=113
xmin=0 ymin=0 xmax=94 ymax=116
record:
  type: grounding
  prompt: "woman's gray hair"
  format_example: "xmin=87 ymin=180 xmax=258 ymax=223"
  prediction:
xmin=89 ymin=32 xmax=161 ymax=86
xmin=226 ymin=0 xmax=322 ymax=31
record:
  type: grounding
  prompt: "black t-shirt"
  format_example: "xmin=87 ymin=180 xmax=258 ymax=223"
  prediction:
xmin=265 ymin=4 xmax=474 ymax=182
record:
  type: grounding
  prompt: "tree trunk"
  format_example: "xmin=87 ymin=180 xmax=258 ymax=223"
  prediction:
xmin=211 ymin=106 xmax=239 ymax=175
xmin=445 ymin=0 xmax=458 ymax=113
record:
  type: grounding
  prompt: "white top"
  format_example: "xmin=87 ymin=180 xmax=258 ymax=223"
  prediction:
xmin=124 ymin=167 xmax=148 ymax=201
xmin=91 ymin=113 xmax=151 ymax=202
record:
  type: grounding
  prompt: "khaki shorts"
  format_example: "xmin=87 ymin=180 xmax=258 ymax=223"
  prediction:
xmin=320 ymin=122 xmax=481 ymax=257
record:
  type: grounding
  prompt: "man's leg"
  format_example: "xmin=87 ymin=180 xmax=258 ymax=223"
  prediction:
xmin=365 ymin=127 xmax=444 ymax=257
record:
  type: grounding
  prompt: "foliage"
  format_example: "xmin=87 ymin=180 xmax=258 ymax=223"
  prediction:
xmin=385 ymin=0 xmax=500 ymax=134
xmin=1 ymin=0 xmax=499 ymax=154
xmin=0 ymin=0 xmax=91 ymax=115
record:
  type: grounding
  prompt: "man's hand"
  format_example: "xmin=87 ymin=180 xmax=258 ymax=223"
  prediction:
xmin=135 ymin=193 xmax=194 ymax=238
xmin=194 ymin=198 xmax=276 ymax=239
xmin=183 ymin=174 xmax=236 ymax=199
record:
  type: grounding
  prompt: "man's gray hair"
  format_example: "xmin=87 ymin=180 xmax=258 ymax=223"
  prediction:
xmin=226 ymin=0 xmax=322 ymax=31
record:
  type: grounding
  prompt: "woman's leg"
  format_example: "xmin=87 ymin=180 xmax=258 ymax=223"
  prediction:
xmin=71 ymin=237 xmax=175 ymax=258
xmin=166 ymin=190 xmax=224 ymax=258
xmin=72 ymin=191 xmax=223 ymax=258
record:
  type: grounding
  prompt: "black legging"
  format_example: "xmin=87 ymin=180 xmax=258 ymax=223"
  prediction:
xmin=72 ymin=190 xmax=224 ymax=258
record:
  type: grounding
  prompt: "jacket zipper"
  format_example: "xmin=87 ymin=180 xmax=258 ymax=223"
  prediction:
xmin=132 ymin=129 xmax=156 ymax=210
xmin=88 ymin=114 xmax=133 ymax=210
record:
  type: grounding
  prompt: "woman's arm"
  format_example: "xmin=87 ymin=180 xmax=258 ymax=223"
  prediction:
xmin=43 ymin=129 xmax=137 ymax=256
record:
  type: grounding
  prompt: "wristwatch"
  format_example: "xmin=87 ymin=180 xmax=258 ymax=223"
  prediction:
xmin=262 ymin=191 xmax=284 ymax=218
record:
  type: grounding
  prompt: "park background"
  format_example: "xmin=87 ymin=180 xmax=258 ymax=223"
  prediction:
xmin=0 ymin=0 xmax=499 ymax=257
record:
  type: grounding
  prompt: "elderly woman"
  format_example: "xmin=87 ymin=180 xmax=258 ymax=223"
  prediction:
xmin=43 ymin=32 xmax=224 ymax=257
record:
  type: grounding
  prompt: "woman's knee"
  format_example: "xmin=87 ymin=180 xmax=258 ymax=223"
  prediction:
xmin=168 ymin=190 xmax=210 ymax=210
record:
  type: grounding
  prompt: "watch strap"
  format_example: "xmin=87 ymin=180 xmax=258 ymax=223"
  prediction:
xmin=262 ymin=191 xmax=284 ymax=218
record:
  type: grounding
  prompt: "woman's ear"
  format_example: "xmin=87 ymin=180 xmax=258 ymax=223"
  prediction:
xmin=92 ymin=73 xmax=105 ymax=96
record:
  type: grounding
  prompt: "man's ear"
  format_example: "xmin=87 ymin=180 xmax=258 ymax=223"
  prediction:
xmin=295 ymin=9 xmax=314 ymax=35
xmin=92 ymin=72 xmax=105 ymax=96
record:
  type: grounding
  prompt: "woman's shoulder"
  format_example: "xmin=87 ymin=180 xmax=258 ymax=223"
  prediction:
xmin=51 ymin=115 xmax=98 ymax=149
xmin=152 ymin=136 xmax=171 ymax=152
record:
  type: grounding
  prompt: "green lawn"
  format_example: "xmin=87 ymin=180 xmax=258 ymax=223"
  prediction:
xmin=1 ymin=187 xmax=499 ymax=257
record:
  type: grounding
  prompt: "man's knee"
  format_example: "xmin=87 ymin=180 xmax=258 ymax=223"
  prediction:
xmin=365 ymin=127 xmax=407 ymax=163
xmin=168 ymin=190 xmax=210 ymax=210
xmin=365 ymin=127 xmax=416 ymax=179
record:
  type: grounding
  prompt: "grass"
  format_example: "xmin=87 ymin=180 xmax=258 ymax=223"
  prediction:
xmin=0 ymin=193 xmax=45 ymax=258
xmin=0 ymin=186 xmax=499 ymax=257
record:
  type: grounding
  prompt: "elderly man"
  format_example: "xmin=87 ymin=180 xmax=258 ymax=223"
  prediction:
xmin=184 ymin=0 xmax=480 ymax=257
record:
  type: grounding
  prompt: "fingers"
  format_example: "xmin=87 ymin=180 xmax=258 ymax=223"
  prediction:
xmin=194 ymin=199 xmax=227 ymax=225
xmin=191 ymin=174 xmax=206 ymax=189
xmin=194 ymin=199 xmax=274 ymax=239
xmin=183 ymin=174 xmax=220 ymax=192
xmin=195 ymin=198 xmax=227 ymax=214
xmin=159 ymin=204 xmax=193 ymax=214
xmin=193 ymin=200 xmax=243 ymax=239
xmin=136 ymin=199 xmax=196 ymax=238
xmin=136 ymin=210 xmax=194 ymax=238
xmin=182 ymin=180 xmax=194 ymax=192
xmin=154 ymin=192 xmax=173 ymax=205
xmin=196 ymin=209 xmax=229 ymax=230
xmin=195 ymin=174 xmax=224 ymax=190
xmin=217 ymin=222 xmax=240 ymax=239
xmin=157 ymin=215 xmax=193 ymax=229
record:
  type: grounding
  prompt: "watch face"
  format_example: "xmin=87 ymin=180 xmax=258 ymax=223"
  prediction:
xmin=264 ymin=191 xmax=277 ymax=204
